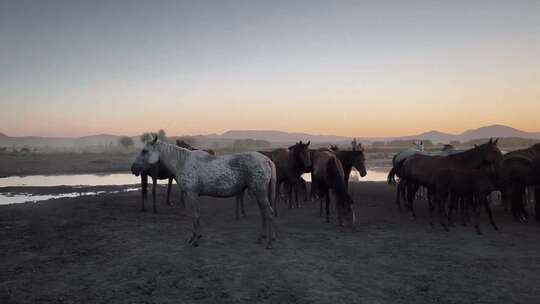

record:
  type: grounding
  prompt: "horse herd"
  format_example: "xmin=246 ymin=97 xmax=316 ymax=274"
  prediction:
xmin=130 ymin=136 xmax=540 ymax=249
xmin=388 ymin=139 xmax=540 ymax=234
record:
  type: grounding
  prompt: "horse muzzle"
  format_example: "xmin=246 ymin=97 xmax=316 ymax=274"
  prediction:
xmin=360 ymin=169 xmax=367 ymax=177
xmin=131 ymin=163 xmax=142 ymax=176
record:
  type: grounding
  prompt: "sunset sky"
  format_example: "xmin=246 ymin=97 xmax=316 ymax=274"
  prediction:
xmin=1 ymin=1 xmax=539 ymax=137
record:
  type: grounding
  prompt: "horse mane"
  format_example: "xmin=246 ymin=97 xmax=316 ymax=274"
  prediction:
xmin=155 ymin=141 xmax=190 ymax=162
xmin=445 ymin=141 xmax=493 ymax=161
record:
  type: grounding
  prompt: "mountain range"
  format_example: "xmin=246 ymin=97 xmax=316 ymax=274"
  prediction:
xmin=1 ymin=124 xmax=539 ymax=148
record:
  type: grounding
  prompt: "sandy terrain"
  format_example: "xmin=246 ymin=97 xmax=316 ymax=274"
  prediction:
xmin=1 ymin=182 xmax=540 ymax=303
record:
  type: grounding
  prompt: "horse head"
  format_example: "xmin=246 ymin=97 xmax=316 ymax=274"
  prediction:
xmin=353 ymin=150 xmax=367 ymax=177
xmin=131 ymin=136 xmax=160 ymax=176
xmin=330 ymin=145 xmax=339 ymax=152
xmin=479 ymin=138 xmax=504 ymax=174
xmin=289 ymin=141 xmax=311 ymax=170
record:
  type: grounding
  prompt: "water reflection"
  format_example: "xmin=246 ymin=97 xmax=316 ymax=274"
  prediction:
xmin=0 ymin=170 xmax=390 ymax=188
xmin=0 ymin=169 xmax=390 ymax=205
xmin=0 ymin=188 xmax=138 ymax=205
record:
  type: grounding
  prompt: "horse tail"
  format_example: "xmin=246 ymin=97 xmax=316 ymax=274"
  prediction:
xmin=268 ymin=160 xmax=277 ymax=213
xmin=388 ymin=156 xmax=407 ymax=185
xmin=387 ymin=166 xmax=397 ymax=185
xmin=327 ymin=157 xmax=354 ymax=205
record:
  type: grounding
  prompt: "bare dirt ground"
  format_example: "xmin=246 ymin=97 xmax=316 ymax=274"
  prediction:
xmin=1 ymin=182 xmax=540 ymax=304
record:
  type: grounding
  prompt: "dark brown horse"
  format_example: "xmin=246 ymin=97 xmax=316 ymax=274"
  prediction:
xmin=434 ymin=168 xmax=499 ymax=234
xmin=259 ymin=141 xmax=311 ymax=215
xmin=395 ymin=139 xmax=503 ymax=226
xmin=311 ymin=149 xmax=355 ymax=227
xmin=501 ymin=143 xmax=540 ymax=223
xmin=131 ymin=157 xmax=175 ymax=213
xmin=330 ymin=145 xmax=367 ymax=188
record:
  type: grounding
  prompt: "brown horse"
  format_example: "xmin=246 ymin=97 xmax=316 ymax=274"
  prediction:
xmin=434 ymin=168 xmax=499 ymax=234
xmin=311 ymin=149 xmax=355 ymax=227
xmin=132 ymin=162 xmax=175 ymax=213
xmin=259 ymin=141 xmax=311 ymax=215
xmin=330 ymin=145 xmax=367 ymax=188
xmin=501 ymin=143 xmax=540 ymax=223
xmin=396 ymin=139 xmax=503 ymax=226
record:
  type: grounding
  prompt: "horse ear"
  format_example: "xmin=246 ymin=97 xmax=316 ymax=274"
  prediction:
xmin=494 ymin=138 xmax=499 ymax=145
xmin=306 ymin=141 xmax=310 ymax=146
xmin=488 ymin=138 xmax=493 ymax=144
xmin=152 ymin=135 xmax=158 ymax=144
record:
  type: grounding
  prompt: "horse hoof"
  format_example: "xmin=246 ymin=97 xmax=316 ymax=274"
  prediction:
xmin=257 ymin=235 xmax=266 ymax=244
xmin=191 ymin=241 xmax=199 ymax=247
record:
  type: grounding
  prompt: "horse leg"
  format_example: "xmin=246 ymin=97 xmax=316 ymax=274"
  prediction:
xmin=140 ymin=175 xmax=148 ymax=212
xmin=273 ymin=181 xmax=281 ymax=217
xmin=152 ymin=177 xmax=157 ymax=214
xmin=511 ymin=185 xmax=525 ymax=222
xmin=293 ymin=180 xmax=300 ymax=208
xmin=428 ymin=189 xmax=435 ymax=229
xmin=534 ymin=186 xmax=540 ymax=225
xmin=484 ymin=195 xmax=498 ymax=231
xmin=235 ymin=193 xmax=241 ymax=220
xmin=180 ymin=191 xmax=186 ymax=209
xmin=407 ymin=183 xmax=419 ymax=220
xmin=255 ymin=190 xmax=274 ymax=249
xmin=473 ymin=196 xmax=482 ymax=235
xmin=437 ymin=193 xmax=449 ymax=232
xmin=303 ymin=179 xmax=309 ymax=202
xmin=460 ymin=197 xmax=467 ymax=226
xmin=447 ymin=195 xmax=455 ymax=227
xmin=166 ymin=178 xmax=173 ymax=206
xmin=235 ymin=190 xmax=246 ymax=219
xmin=325 ymin=192 xmax=331 ymax=223
xmin=287 ymin=181 xmax=293 ymax=209
xmin=241 ymin=191 xmax=247 ymax=218
xmin=185 ymin=193 xmax=202 ymax=246
xmin=395 ymin=180 xmax=403 ymax=211
xmin=521 ymin=189 xmax=529 ymax=221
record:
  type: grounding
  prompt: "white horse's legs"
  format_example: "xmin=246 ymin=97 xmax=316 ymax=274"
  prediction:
xmin=235 ymin=191 xmax=246 ymax=220
xmin=255 ymin=190 xmax=274 ymax=249
xmin=183 ymin=191 xmax=201 ymax=246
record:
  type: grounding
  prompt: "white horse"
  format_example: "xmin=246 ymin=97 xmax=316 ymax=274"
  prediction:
xmin=131 ymin=137 xmax=277 ymax=248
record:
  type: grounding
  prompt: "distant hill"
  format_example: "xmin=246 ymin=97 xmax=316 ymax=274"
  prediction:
xmin=1 ymin=124 xmax=539 ymax=148
xmin=397 ymin=124 xmax=540 ymax=143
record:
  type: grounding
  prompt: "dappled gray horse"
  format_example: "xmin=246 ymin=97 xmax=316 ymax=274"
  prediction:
xmin=131 ymin=137 xmax=277 ymax=248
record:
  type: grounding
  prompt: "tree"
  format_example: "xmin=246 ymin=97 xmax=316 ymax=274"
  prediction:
xmin=118 ymin=136 xmax=134 ymax=149
xmin=157 ymin=129 xmax=167 ymax=142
